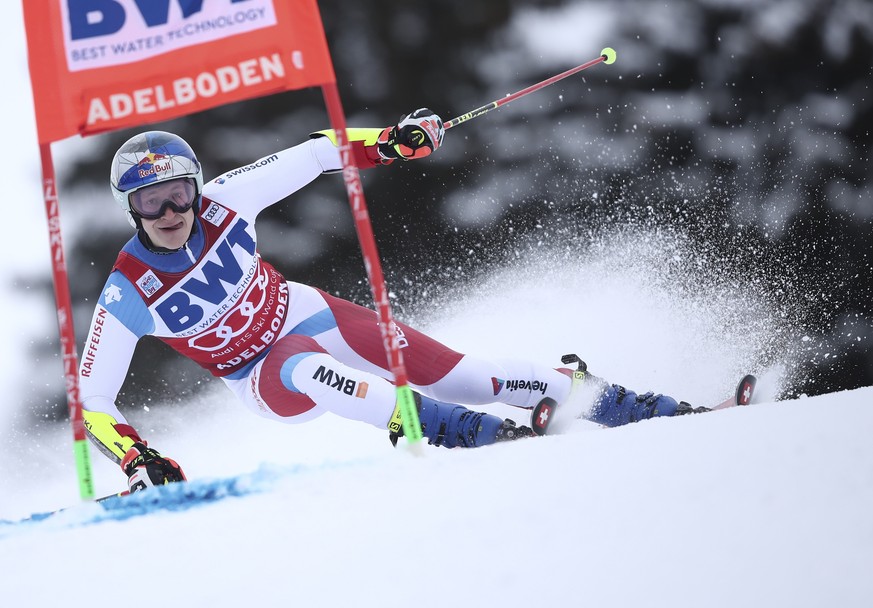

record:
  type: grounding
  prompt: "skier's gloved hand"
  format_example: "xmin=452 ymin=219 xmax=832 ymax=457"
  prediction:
xmin=377 ymin=108 xmax=445 ymax=161
xmin=120 ymin=442 xmax=186 ymax=493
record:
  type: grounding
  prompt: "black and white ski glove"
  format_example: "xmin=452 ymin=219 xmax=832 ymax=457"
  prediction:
xmin=377 ymin=108 xmax=445 ymax=161
xmin=121 ymin=442 xmax=187 ymax=493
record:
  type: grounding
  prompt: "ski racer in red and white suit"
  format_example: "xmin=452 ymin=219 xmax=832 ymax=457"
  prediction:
xmin=79 ymin=110 xmax=689 ymax=491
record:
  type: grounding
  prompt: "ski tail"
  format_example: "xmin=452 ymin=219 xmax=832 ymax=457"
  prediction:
xmin=736 ymin=374 xmax=757 ymax=405
xmin=711 ymin=374 xmax=757 ymax=411
xmin=531 ymin=354 xmax=589 ymax=436
xmin=531 ymin=397 xmax=558 ymax=436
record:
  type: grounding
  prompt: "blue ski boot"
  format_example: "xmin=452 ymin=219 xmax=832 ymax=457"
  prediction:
xmin=532 ymin=354 xmax=696 ymax=434
xmin=389 ymin=393 xmax=535 ymax=448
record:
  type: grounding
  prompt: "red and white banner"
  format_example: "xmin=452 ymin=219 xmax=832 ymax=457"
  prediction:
xmin=24 ymin=0 xmax=335 ymax=142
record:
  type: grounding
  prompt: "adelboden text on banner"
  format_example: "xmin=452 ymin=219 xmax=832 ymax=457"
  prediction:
xmin=24 ymin=0 xmax=335 ymax=143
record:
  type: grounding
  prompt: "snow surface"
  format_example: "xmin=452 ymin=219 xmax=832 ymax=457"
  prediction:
xmin=1 ymin=387 xmax=872 ymax=607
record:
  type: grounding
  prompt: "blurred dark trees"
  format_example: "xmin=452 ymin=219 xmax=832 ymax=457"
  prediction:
xmin=33 ymin=0 xmax=872 ymax=417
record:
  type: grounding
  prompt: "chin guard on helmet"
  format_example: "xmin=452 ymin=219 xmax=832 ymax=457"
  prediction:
xmin=110 ymin=131 xmax=203 ymax=227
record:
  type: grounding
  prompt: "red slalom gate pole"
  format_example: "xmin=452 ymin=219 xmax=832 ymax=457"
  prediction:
xmin=444 ymin=47 xmax=616 ymax=130
xmin=320 ymin=82 xmax=423 ymax=446
xmin=39 ymin=143 xmax=95 ymax=499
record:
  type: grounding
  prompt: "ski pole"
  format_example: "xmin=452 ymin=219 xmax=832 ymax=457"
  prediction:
xmin=444 ymin=47 xmax=616 ymax=130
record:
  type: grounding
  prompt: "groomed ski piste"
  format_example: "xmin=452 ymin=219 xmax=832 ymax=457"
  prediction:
xmin=1 ymin=388 xmax=871 ymax=607
xmin=2 ymin=230 xmax=872 ymax=607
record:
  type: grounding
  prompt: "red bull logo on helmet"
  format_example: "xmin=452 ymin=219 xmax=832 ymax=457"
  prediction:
xmin=137 ymin=157 xmax=173 ymax=179
xmin=136 ymin=152 xmax=168 ymax=166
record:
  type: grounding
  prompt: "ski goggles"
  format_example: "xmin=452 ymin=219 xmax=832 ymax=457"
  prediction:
xmin=129 ymin=177 xmax=197 ymax=220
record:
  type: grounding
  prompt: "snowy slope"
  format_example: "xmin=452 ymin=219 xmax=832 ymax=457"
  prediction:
xmin=1 ymin=388 xmax=871 ymax=608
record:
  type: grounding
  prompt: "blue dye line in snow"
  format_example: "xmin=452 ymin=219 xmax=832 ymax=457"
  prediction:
xmin=0 ymin=460 xmax=366 ymax=535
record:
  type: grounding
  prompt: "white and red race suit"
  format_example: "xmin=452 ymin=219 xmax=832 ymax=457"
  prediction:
xmin=79 ymin=134 xmax=571 ymax=462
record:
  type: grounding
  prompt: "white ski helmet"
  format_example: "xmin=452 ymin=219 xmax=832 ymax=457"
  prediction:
xmin=110 ymin=131 xmax=203 ymax=226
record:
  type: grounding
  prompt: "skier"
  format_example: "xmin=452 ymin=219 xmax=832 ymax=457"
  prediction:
xmin=79 ymin=109 xmax=706 ymax=493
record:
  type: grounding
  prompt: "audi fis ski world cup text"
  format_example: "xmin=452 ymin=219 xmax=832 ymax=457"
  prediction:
xmin=212 ymin=281 xmax=288 ymax=371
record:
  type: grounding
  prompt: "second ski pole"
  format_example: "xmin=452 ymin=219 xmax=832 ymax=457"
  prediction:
xmin=444 ymin=47 xmax=616 ymax=130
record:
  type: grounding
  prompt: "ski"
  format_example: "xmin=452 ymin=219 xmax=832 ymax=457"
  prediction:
xmin=13 ymin=490 xmax=131 ymax=524
xmin=7 ymin=483 xmax=227 ymax=526
xmin=531 ymin=354 xmax=590 ymax=436
xmin=531 ymin=397 xmax=558 ymax=436
xmin=710 ymin=374 xmax=757 ymax=411
xmin=531 ymin=361 xmax=758 ymax=436
xmin=1 ymin=473 xmax=272 ymax=531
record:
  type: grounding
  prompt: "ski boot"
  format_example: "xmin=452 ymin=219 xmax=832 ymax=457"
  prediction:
xmin=532 ymin=354 xmax=691 ymax=434
xmin=389 ymin=392 xmax=535 ymax=448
